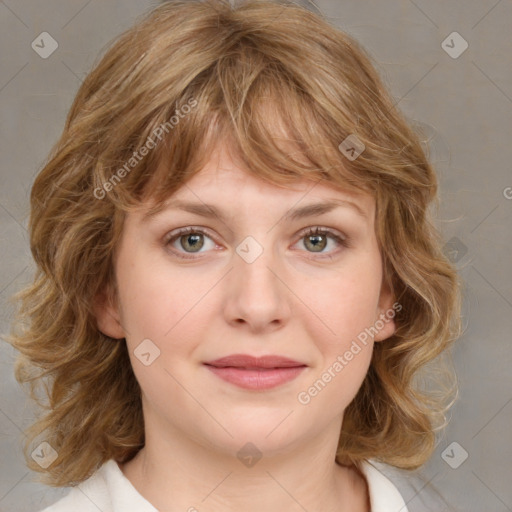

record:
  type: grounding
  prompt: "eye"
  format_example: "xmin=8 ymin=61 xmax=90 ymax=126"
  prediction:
xmin=164 ymin=227 xmax=218 ymax=259
xmin=293 ymin=226 xmax=349 ymax=259
xmin=164 ymin=226 xmax=350 ymax=260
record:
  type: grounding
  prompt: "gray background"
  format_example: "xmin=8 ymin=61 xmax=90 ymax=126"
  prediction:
xmin=1 ymin=0 xmax=511 ymax=511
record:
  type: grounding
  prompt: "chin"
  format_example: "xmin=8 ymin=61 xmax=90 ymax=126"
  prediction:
xmin=204 ymin=419 xmax=304 ymax=455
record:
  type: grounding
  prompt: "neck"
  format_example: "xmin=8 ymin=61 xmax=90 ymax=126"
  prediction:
xmin=119 ymin=415 xmax=369 ymax=512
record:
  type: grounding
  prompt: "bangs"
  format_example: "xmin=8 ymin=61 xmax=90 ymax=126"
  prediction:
xmin=90 ymin=35 xmax=381 ymax=218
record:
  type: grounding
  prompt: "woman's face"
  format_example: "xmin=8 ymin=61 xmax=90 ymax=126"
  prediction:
xmin=95 ymin=143 xmax=396 ymax=459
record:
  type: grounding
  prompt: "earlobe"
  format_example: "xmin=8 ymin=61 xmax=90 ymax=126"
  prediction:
xmin=373 ymin=309 xmax=396 ymax=342
xmin=93 ymin=285 xmax=125 ymax=340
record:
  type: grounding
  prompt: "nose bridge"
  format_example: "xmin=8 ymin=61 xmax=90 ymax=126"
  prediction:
xmin=225 ymin=231 xmax=290 ymax=327
xmin=234 ymin=233 xmax=280 ymax=290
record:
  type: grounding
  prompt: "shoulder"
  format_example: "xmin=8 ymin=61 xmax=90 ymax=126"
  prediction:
xmin=36 ymin=461 xmax=112 ymax=512
xmin=36 ymin=459 xmax=158 ymax=512
xmin=357 ymin=459 xmax=409 ymax=512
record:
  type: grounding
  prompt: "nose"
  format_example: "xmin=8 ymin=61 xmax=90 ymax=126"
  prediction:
xmin=222 ymin=236 xmax=292 ymax=333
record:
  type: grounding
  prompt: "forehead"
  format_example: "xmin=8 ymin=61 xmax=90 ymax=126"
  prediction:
xmin=140 ymin=141 xmax=375 ymax=221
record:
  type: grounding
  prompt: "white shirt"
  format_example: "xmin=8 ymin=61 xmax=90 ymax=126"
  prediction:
xmin=39 ymin=458 xmax=408 ymax=512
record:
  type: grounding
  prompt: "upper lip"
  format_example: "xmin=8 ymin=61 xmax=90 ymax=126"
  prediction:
xmin=204 ymin=354 xmax=307 ymax=369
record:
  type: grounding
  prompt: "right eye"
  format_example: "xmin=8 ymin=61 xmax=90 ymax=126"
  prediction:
xmin=164 ymin=227 xmax=219 ymax=259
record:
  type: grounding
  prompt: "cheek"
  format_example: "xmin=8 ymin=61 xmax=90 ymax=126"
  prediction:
xmin=310 ymin=255 xmax=382 ymax=407
xmin=116 ymin=249 xmax=210 ymax=360
xmin=301 ymin=255 xmax=382 ymax=345
xmin=299 ymin=272 xmax=379 ymax=412
xmin=115 ymin=255 xmax=201 ymax=405
xmin=303 ymin=344 xmax=373 ymax=420
xmin=115 ymin=246 xmax=175 ymax=333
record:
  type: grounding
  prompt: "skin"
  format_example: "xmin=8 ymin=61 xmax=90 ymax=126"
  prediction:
xmin=94 ymin=142 xmax=396 ymax=512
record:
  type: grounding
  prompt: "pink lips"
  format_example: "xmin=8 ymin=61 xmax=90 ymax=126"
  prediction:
xmin=203 ymin=354 xmax=307 ymax=390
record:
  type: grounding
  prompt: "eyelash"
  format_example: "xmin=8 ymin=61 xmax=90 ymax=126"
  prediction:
xmin=164 ymin=226 xmax=350 ymax=261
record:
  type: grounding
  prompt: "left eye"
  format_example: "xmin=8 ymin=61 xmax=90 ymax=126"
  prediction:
xmin=164 ymin=226 xmax=349 ymax=260
xmin=296 ymin=227 xmax=349 ymax=255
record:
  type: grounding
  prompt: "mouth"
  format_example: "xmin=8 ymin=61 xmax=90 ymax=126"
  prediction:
xmin=204 ymin=353 xmax=306 ymax=369
xmin=203 ymin=354 xmax=308 ymax=390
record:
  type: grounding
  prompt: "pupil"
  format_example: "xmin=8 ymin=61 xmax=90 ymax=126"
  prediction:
xmin=183 ymin=234 xmax=203 ymax=252
xmin=308 ymin=234 xmax=325 ymax=252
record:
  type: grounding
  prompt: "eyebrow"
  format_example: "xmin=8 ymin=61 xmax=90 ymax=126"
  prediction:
xmin=142 ymin=198 xmax=367 ymax=225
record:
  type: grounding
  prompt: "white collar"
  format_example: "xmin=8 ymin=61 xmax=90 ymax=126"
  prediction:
xmin=357 ymin=459 xmax=409 ymax=512
xmin=74 ymin=458 xmax=408 ymax=512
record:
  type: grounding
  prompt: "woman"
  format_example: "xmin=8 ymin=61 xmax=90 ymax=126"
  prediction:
xmin=6 ymin=1 xmax=461 ymax=510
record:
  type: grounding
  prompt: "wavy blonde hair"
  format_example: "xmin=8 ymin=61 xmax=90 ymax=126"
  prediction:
xmin=5 ymin=0 xmax=462 ymax=487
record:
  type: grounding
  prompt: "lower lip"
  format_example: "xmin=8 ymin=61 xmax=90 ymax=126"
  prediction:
xmin=204 ymin=365 xmax=306 ymax=390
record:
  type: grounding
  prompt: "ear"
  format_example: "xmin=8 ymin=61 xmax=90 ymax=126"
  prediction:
xmin=373 ymin=277 xmax=398 ymax=342
xmin=92 ymin=283 xmax=125 ymax=340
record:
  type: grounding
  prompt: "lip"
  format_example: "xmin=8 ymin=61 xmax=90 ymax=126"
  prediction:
xmin=204 ymin=354 xmax=306 ymax=369
xmin=203 ymin=354 xmax=307 ymax=391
